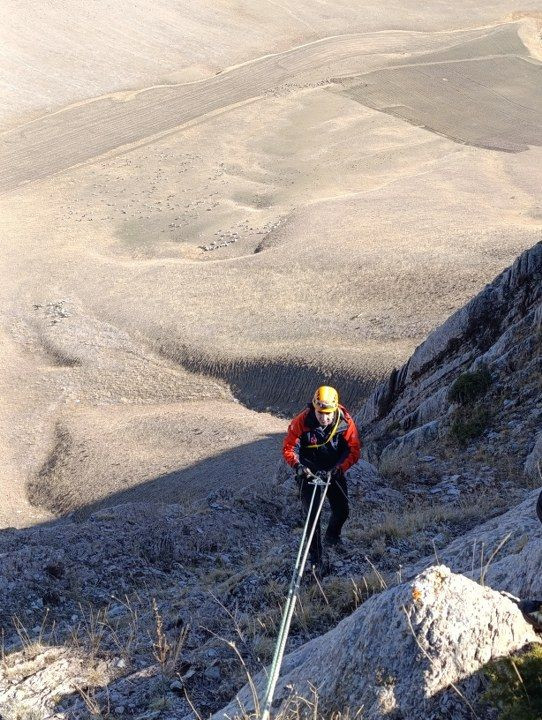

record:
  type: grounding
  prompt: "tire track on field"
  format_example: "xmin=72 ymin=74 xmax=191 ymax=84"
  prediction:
xmin=0 ymin=27 xmax=501 ymax=193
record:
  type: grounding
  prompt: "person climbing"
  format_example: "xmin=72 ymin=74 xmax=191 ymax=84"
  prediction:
xmin=282 ymin=385 xmax=361 ymax=574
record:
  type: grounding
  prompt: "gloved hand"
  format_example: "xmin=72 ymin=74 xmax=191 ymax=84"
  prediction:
xmin=296 ymin=463 xmax=311 ymax=480
xmin=331 ymin=466 xmax=344 ymax=480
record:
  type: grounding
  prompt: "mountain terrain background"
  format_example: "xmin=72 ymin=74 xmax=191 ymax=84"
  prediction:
xmin=0 ymin=2 xmax=541 ymax=718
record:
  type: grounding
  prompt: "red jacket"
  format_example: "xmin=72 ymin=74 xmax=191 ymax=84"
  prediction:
xmin=282 ymin=404 xmax=361 ymax=473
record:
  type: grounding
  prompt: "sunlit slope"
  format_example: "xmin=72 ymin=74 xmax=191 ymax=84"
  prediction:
xmin=3 ymin=25 xmax=541 ymax=405
xmin=3 ymin=22 xmax=542 ymax=192
xmin=2 ymin=0 xmax=541 ymax=128
xmin=1 ymin=14 xmax=541 ymax=527
xmin=340 ymin=24 xmax=542 ymax=152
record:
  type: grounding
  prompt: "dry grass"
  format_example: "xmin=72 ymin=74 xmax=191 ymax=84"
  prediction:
xmin=0 ymin=594 xmax=192 ymax=719
xmin=348 ymin=492 xmax=507 ymax=547
xmin=229 ymin=569 xmax=386 ymax=671
xmin=377 ymin=450 xmax=420 ymax=485
xmin=231 ymin=694 xmax=364 ymax=720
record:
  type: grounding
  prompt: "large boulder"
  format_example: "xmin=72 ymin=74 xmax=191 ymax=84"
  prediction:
xmin=211 ymin=566 xmax=538 ymax=720
xmin=378 ymin=420 xmax=440 ymax=470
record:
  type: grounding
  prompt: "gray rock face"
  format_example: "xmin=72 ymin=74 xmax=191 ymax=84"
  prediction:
xmin=212 ymin=566 xmax=538 ymax=720
xmin=401 ymin=385 xmax=450 ymax=431
xmin=525 ymin=432 xmax=542 ymax=482
xmin=404 ymin=243 xmax=542 ymax=386
xmin=356 ymin=242 xmax=541 ymax=518
xmin=2 ymin=245 xmax=540 ymax=719
xmin=535 ymin=300 xmax=542 ymax=332
xmin=379 ymin=420 xmax=440 ymax=469
xmin=360 ymin=242 xmax=542 ymax=431
xmin=405 ymin=488 xmax=542 ymax=598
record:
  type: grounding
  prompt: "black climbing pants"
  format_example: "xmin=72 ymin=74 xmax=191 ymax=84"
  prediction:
xmin=300 ymin=471 xmax=349 ymax=565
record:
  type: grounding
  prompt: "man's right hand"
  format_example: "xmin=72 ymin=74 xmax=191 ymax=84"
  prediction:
xmin=296 ymin=464 xmax=311 ymax=480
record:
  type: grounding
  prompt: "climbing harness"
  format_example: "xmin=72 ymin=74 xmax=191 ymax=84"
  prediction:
xmin=306 ymin=410 xmax=342 ymax=449
xmin=260 ymin=470 xmax=332 ymax=720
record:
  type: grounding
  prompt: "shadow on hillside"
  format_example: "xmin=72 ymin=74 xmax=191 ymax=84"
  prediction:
xmin=22 ymin=430 xmax=286 ymax=529
xmin=76 ymin=431 xmax=285 ymax=520
xmin=0 ymin=431 xmax=294 ymax=641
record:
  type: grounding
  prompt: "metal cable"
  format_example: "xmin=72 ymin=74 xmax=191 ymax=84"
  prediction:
xmin=260 ymin=471 xmax=331 ymax=720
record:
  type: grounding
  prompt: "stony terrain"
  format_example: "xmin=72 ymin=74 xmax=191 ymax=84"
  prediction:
xmin=1 ymin=243 xmax=540 ymax=719
xmin=217 ymin=565 xmax=539 ymax=720
xmin=361 ymin=241 xmax=542 ymax=501
xmin=2 ymin=2 xmax=542 ymax=718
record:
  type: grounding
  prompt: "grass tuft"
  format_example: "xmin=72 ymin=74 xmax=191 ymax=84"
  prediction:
xmin=483 ymin=644 xmax=542 ymax=720
xmin=449 ymin=406 xmax=491 ymax=445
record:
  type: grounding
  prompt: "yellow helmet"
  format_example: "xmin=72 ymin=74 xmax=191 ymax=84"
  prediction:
xmin=312 ymin=385 xmax=339 ymax=413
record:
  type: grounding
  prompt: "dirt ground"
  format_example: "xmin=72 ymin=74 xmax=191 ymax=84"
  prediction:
xmin=1 ymin=4 xmax=541 ymax=527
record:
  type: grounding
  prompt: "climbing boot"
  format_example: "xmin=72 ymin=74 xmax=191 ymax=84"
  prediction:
xmin=518 ymin=600 xmax=542 ymax=631
xmin=324 ymin=533 xmax=346 ymax=555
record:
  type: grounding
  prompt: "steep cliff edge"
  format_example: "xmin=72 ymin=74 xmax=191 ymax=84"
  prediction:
xmin=213 ymin=241 xmax=542 ymax=719
xmin=359 ymin=241 xmax=541 ymax=500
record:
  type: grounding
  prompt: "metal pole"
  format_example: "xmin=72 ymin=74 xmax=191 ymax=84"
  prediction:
xmin=260 ymin=472 xmax=331 ymax=720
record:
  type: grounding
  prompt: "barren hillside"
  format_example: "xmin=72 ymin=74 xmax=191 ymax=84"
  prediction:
xmin=2 ymin=4 xmax=541 ymax=528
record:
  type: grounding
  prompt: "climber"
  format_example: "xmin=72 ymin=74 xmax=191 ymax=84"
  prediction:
xmin=282 ymin=385 xmax=361 ymax=573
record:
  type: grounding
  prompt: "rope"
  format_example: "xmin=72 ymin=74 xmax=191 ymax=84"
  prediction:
xmin=260 ymin=471 xmax=331 ymax=720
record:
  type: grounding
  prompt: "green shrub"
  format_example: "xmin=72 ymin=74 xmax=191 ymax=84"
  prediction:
xmin=483 ymin=644 xmax=542 ymax=720
xmin=449 ymin=366 xmax=492 ymax=405
xmin=449 ymin=407 xmax=491 ymax=445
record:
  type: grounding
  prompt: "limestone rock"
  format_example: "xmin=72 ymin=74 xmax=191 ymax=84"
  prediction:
xmin=405 ymin=488 xmax=542 ymax=598
xmin=400 ymin=385 xmax=450 ymax=431
xmin=212 ymin=566 xmax=538 ymax=720
xmin=359 ymin=242 xmax=542 ymax=432
xmin=379 ymin=420 xmax=440 ymax=468
xmin=525 ymin=432 xmax=542 ymax=482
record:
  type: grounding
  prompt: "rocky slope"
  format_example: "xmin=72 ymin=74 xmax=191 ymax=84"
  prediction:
xmin=360 ymin=241 xmax=542 ymax=485
xmin=1 ymin=242 xmax=541 ymax=719
xmin=215 ymin=565 xmax=539 ymax=720
xmin=214 ymin=241 xmax=542 ymax=719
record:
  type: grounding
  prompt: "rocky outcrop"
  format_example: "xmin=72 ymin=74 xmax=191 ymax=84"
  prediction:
xmin=360 ymin=241 xmax=541 ymax=434
xmin=525 ymin=432 xmax=542 ymax=482
xmin=405 ymin=488 xmax=542 ymax=599
xmin=357 ymin=242 xmax=541 ymax=489
xmin=213 ymin=566 xmax=538 ymax=720
xmin=207 ymin=242 xmax=540 ymax=720
xmin=2 ymin=243 xmax=541 ymax=720
xmin=379 ymin=419 xmax=440 ymax=468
